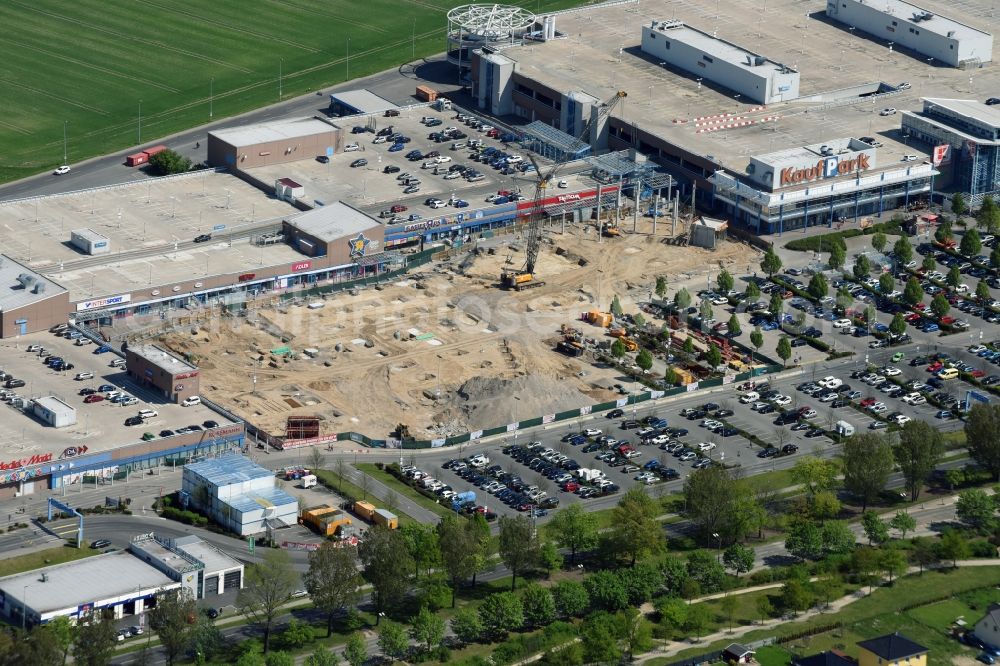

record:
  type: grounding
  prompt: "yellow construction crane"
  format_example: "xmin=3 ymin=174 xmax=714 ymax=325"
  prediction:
xmin=501 ymin=90 xmax=627 ymax=290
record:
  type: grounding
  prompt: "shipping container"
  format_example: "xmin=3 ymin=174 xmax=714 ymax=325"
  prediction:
xmin=416 ymin=85 xmax=438 ymax=102
xmin=353 ymin=500 xmax=376 ymax=521
xmin=373 ymin=509 xmax=398 ymax=529
xmin=125 ymin=152 xmax=148 ymax=167
xmin=142 ymin=144 xmax=168 ymax=158
xmin=301 ymin=505 xmax=352 ymax=536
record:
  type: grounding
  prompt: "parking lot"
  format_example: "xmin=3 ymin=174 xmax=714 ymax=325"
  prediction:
xmin=0 ymin=329 xmax=229 ymax=462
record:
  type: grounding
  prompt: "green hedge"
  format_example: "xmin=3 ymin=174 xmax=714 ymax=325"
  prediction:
xmin=784 ymin=219 xmax=903 ymax=252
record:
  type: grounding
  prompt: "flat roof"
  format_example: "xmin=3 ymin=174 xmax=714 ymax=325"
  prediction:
xmin=652 ymin=20 xmax=791 ymax=73
xmin=71 ymin=228 xmax=108 ymax=242
xmin=754 ymin=138 xmax=861 ymax=166
xmin=131 ymin=535 xmax=201 ymax=574
xmin=922 ymin=97 xmax=1000 ymax=127
xmin=494 ymin=0 xmax=1000 ymax=171
xmin=33 ymin=396 xmax=75 ymax=416
xmin=209 ymin=117 xmax=338 ymax=148
xmin=0 ymin=550 xmax=175 ymax=615
xmin=286 ymin=201 xmax=380 ymax=243
xmin=185 ymin=453 xmax=273 ymax=487
xmin=227 ymin=486 xmax=298 ymax=514
xmin=129 ymin=344 xmax=197 ymax=373
xmin=852 ymin=0 xmax=991 ymax=41
xmin=172 ymin=535 xmax=243 ymax=573
xmin=0 ymin=256 xmax=66 ymax=311
xmin=330 ymin=89 xmax=398 ymax=114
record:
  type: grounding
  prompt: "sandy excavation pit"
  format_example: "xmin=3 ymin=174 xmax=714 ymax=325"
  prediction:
xmin=158 ymin=225 xmax=758 ymax=439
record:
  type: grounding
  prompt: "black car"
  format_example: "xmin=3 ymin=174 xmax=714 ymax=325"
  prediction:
xmin=831 ymin=398 xmax=850 ymax=408
xmin=791 ymin=422 xmax=811 ymax=431
xmin=720 ymin=427 xmax=739 ymax=437
xmin=620 ymin=420 xmax=640 ymax=430
xmin=203 ymin=420 xmax=219 ymax=429
xmin=194 ymin=234 xmax=212 ymax=243
xmin=383 ymin=165 xmax=401 ymax=174
xmin=791 ymin=338 xmax=808 ymax=347
xmin=79 ymin=388 xmax=97 ymax=396
xmin=757 ymin=446 xmax=779 ymax=458
xmin=159 ymin=429 xmax=174 ymax=437
xmin=757 ymin=404 xmax=776 ymax=415
xmin=804 ymin=428 xmax=826 ymax=438
xmin=780 ymin=444 xmax=799 ymax=455
xmin=607 ymin=408 xmax=624 ymax=418
xmin=775 ymin=412 xmax=799 ymax=425
xmin=715 ymin=409 xmax=734 ymax=418
xmin=701 ymin=402 xmax=720 ymax=412
xmin=667 ymin=427 xmax=689 ymax=437
xmin=659 ymin=467 xmax=680 ymax=480
xmin=124 ymin=416 xmax=143 ymax=426
xmin=207 ymin=607 xmax=222 ymax=619
xmin=350 ymin=158 xmax=368 ymax=168
xmin=316 ymin=155 xmax=329 ymax=163
xmin=90 ymin=539 xmax=111 ymax=549
xmin=987 ymin=98 xmax=1000 ymax=106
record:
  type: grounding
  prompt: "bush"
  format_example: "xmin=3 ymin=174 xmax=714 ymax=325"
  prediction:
xmin=148 ymin=149 xmax=192 ymax=176
xmin=784 ymin=219 xmax=903 ymax=252
xmin=969 ymin=540 xmax=998 ymax=558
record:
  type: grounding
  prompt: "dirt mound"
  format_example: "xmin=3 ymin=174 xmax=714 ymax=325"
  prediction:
xmin=453 ymin=375 xmax=588 ymax=430
xmin=308 ymin=381 xmax=333 ymax=391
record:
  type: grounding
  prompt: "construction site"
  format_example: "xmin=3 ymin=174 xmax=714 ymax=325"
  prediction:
xmin=156 ymin=215 xmax=756 ymax=440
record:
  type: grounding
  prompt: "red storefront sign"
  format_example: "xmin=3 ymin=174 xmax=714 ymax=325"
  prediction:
xmin=291 ymin=261 xmax=312 ymax=272
xmin=0 ymin=453 xmax=53 ymax=470
xmin=174 ymin=371 xmax=200 ymax=380
xmin=238 ymin=273 xmax=257 ymax=282
xmin=515 ymin=186 xmax=619 ymax=213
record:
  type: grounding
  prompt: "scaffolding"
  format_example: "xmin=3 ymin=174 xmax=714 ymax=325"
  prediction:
xmin=519 ymin=121 xmax=591 ymax=162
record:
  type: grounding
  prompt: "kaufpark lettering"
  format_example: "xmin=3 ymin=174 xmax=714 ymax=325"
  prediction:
xmin=780 ymin=154 xmax=871 ymax=186
xmin=0 ymin=453 xmax=53 ymax=470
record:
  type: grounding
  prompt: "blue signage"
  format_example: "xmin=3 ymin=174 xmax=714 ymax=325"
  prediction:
xmin=212 ymin=224 xmax=226 ymax=231
xmin=326 ymin=147 xmax=334 ymax=157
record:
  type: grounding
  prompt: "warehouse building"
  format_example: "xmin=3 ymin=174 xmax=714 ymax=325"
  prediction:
xmin=31 ymin=396 xmax=77 ymax=429
xmin=129 ymin=533 xmax=243 ymax=599
xmin=70 ymin=229 xmax=110 ymax=256
xmin=0 ymin=256 xmax=70 ymax=338
xmin=125 ymin=344 xmax=200 ymax=405
xmin=327 ymin=89 xmax=398 ymax=117
xmin=640 ymin=20 xmax=800 ymax=104
xmin=281 ymin=202 xmax=385 ymax=261
xmin=207 ymin=117 xmax=343 ymax=169
xmin=902 ymin=98 xmax=1000 ymax=204
xmin=181 ymin=454 xmax=297 ymax=537
xmin=825 ymin=0 xmax=993 ymax=67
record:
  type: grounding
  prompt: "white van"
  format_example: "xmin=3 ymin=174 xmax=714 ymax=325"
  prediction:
xmin=74 ymin=371 xmax=94 ymax=380
xmin=739 ymin=391 xmax=760 ymax=404
xmin=138 ymin=409 xmax=158 ymax=419
xmin=181 ymin=396 xmax=201 ymax=407
xmin=307 ymin=301 xmax=324 ymax=310
xmin=301 ymin=474 xmax=318 ymax=489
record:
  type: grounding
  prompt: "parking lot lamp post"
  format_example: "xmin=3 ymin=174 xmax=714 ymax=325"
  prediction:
xmin=210 ymin=77 xmax=214 ymax=119
xmin=512 ymin=396 xmax=520 ymax=446
xmin=63 ymin=120 xmax=68 ymax=164
xmin=712 ymin=533 xmax=721 ymax=562
xmin=21 ymin=585 xmax=29 ymax=630
xmin=138 ymin=100 xmax=142 ymax=144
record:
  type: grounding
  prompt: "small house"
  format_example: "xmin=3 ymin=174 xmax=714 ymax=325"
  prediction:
xmin=722 ymin=643 xmax=755 ymax=664
xmin=857 ymin=632 xmax=928 ymax=666
xmin=974 ymin=603 xmax=1000 ymax=651
xmin=792 ymin=650 xmax=855 ymax=666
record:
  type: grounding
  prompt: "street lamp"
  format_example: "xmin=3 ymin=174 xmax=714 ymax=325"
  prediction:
xmin=712 ymin=532 xmax=721 ymax=561
xmin=62 ymin=120 xmax=68 ymax=165
xmin=210 ymin=77 xmax=214 ymax=118
xmin=21 ymin=584 xmax=30 ymax=630
xmin=138 ymin=100 xmax=142 ymax=144
xmin=347 ymin=37 xmax=351 ymax=79
xmin=278 ymin=58 xmax=283 ymax=99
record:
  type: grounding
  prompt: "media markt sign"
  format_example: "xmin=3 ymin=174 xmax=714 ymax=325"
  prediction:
xmin=780 ymin=153 xmax=871 ymax=187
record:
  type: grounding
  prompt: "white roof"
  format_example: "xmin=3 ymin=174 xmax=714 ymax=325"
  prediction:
xmin=651 ymin=21 xmax=792 ymax=73
xmin=286 ymin=201 xmax=381 ymax=243
xmin=854 ymin=0 xmax=991 ymax=41
xmin=129 ymin=344 xmax=197 ymax=373
xmin=209 ymin=117 xmax=338 ymax=149
xmin=71 ymin=228 xmax=108 ymax=242
xmin=922 ymin=98 xmax=1000 ymax=128
xmin=0 ymin=255 xmax=67 ymax=312
xmin=33 ymin=396 xmax=76 ymax=418
xmin=172 ymin=536 xmax=243 ymax=574
xmin=330 ymin=89 xmax=398 ymax=114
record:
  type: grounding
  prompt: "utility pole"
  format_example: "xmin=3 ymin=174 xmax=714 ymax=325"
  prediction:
xmin=279 ymin=58 xmax=283 ymax=99
xmin=138 ymin=100 xmax=142 ymax=144
xmin=62 ymin=120 xmax=68 ymax=165
xmin=210 ymin=77 xmax=214 ymax=118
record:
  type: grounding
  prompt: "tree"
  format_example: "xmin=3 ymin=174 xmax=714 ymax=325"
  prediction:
xmin=965 ymin=403 xmax=1000 ymax=480
xmin=993 ymin=247 xmax=1000 ymax=269
xmin=699 ymin=299 xmax=713 ymax=323
xmin=303 ymin=542 xmax=362 ymax=636
xmin=811 ymin=491 xmax=842 ymax=520
xmin=581 ymin=612 xmax=623 ymax=663
xmin=761 ymin=247 xmax=782 ymax=276
xmin=634 ymin=313 xmax=646 ymax=328
xmin=436 ymin=515 xmax=477 ymax=607
xmin=843 ymin=433 xmax=894 ymax=512
xmin=238 ymin=550 xmax=298 ymax=654
xmin=903 ymin=277 xmax=924 ymax=306
xmin=305 ymin=646 xmax=338 ymax=666
xmin=956 ymin=488 xmax=997 ymax=531
xmin=750 ymin=327 xmax=763 ymax=355
xmin=377 ymin=621 xmax=408 ymax=662
xmin=755 ymin=595 xmax=774 ymax=625
xmin=478 ymin=592 xmax=524 ymax=641
xmin=947 ymin=265 xmax=962 ymax=289
xmin=449 ymin=608 xmax=482 ymax=645
xmin=189 ymin=613 xmax=224 ymax=663
xmin=538 ymin=540 xmax=563 ymax=577
xmin=585 ymin=570 xmax=629 ymax=612
xmin=674 ymin=287 xmax=692 ymax=310
xmin=854 ymin=254 xmax=871 ymax=279
xmin=962 ymin=228 xmax=983 ymax=257
xmin=468 ymin=512 xmax=493 ymax=587
xmin=611 ymin=337 xmax=627 ymax=359
xmin=410 ymin=607 xmax=446 ymax=653
xmin=686 ymin=551 xmax=727 ymax=593
xmin=705 ymin=344 xmax=722 ymax=371
xmin=549 ymin=504 xmax=599 ymax=564
xmin=148 ymin=149 xmax=193 ymax=176
xmin=936 ymin=220 xmax=953 ymax=244
xmin=149 ymin=588 xmax=198 ymax=666
xmin=889 ymin=313 xmax=907 ymax=337
xmin=726 ymin=313 xmax=742 ymax=337
xmin=46 ymin=615 xmax=74 ymax=666
xmin=720 ymin=594 xmax=738 ymax=632
xmin=829 ymin=242 xmax=846 ymax=270
xmin=978 ymin=196 xmax=1000 ymax=231
xmin=684 ymin=603 xmax=713 ymax=641
xmin=852 ymin=547 xmax=881 ymax=592
xmin=879 ymin=272 xmax=895 ymax=295
xmin=343 ymin=633 xmax=367 ymax=666
xmin=894 ymin=420 xmax=944 ymax=501
xmin=808 ymin=273 xmax=829 ymax=300
xmin=872 ymin=231 xmax=888 ymax=254
xmin=610 ymin=486 xmax=663 ymax=565
xmin=522 ymin=584 xmax=556 ymax=627
xmin=930 ymin=293 xmax=951 ymax=319
xmin=781 ymin=578 xmax=814 ymax=615
xmin=894 ymin=236 xmax=913 ymax=265
xmin=889 ymin=511 xmax=917 ymax=538
xmin=655 ymin=276 xmax=667 ymax=299
xmin=552 ymin=580 xmax=589 ymax=618
xmin=610 ymin=295 xmax=623 ymax=317
xmin=765 ymin=291 xmax=786 ymax=324
xmin=72 ymin=613 xmax=117 ymax=666
xmin=776 ymin=336 xmax=792 ymax=367
xmin=952 ymin=192 xmax=968 ymax=218
xmin=683 ymin=337 xmax=695 ymax=355
xmin=911 ymin=536 xmax=941 ymax=573
xmin=785 ymin=520 xmax=824 ymax=560
xmin=861 ymin=511 xmax=890 ymax=546
xmin=978 ymin=279 xmax=992 ymax=303
xmin=813 ymin=574 xmax=841 ymax=610
xmin=636 ymin=348 xmax=654 ymax=372
xmin=684 ymin=466 xmax=743 ymax=541
xmin=939 ymin=528 xmax=971 ymax=567
xmin=400 ymin=523 xmax=439 ymax=579
xmin=498 ymin=514 xmax=538 ymax=591
xmin=821 ymin=520 xmax=857 ymax=555
xmin=790 ymin=456 xmax=839 ymax=496
xmin=359 ymin=525 xmax=413 ymax=624
xmin=717 ymin=269 xmax=734 ymax=294
xmin=745 ymin=280 xmax=761 ymax=301
xmin=923 ymin=255 xmax=938 ymax=272
xmin=722 ymin=543 xmax=755 ymax=577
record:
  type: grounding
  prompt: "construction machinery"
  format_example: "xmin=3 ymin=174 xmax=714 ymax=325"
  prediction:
xmin=501 ymin=90 xmax=628 ymax=290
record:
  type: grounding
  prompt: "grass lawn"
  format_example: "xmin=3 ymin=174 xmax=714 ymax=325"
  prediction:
xmin=755 ymin=645 xmax=795 ymax=666
xmin=0 ymin=0 xmax=585 ymax=183
xmin=312 ymin=468 xmax=418 ymax=527
xmin=0 ymin=544 xmax=99 ymax=577
xmin=355 ymin=463 xmax=453 ymax=519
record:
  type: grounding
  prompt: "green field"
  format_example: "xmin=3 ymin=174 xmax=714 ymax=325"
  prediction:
xmin=0 ymin=0 xmax=583 ymax=183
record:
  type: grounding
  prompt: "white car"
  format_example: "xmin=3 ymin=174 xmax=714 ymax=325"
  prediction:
xmin=833 ymin=319 xmax=852 ymax=329
xmin=74 ymin=371 xmax=94 ymax=380
xmin=739 ymin=392 xmax=760 ymax=404
xmin=583 ymin=428 xmax=602 ymax=437
xmin=869 ymin=402 xmax=888 ymax=413
xmin=138 ymin=409 xmax=158 ymax=419
xmin=880 ymin=108 xmax=897 ymax=116
xmin=53 ymin=165 xmax=71 ymax=175
xmin=557 ymin=179 xmax=568 ymax=188
xmin=772 ymin=395 xmax=792 ymax=406
xmin=181 ymin=396 xmax=201 ymax=407
xmin=443 ymin=172 xmax=461 ymax=180
xmin=428 ymin=200 xmax=446 ymax=209
xmin=901 ymin=154 xmax=919 ymax=162
xmin=700 ymin=419 xmax=722 ymax=429
xmin=894 ymin=414 xmax=912 ymax=425
xmin=882 ymin=367 xmax=901 ymax=377
xmin=697 ymin=442 xmax=717 ymax=452
xmin=818 ymin=376 xmax=843 ymax=389
xmin=343 ymin=143 xmax=360 ymax=152
xmin=434 ymin=155 xmax=452 ymax=164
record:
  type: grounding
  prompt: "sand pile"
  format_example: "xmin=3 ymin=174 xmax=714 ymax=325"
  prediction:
xmin=453 ymin=375 xmax=589 ymax=430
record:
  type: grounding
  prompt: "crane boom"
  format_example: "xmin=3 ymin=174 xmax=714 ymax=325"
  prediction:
xmin=502 ymin=90 xmax=627 ymax=290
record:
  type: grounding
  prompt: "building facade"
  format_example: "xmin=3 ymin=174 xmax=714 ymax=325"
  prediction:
xmin=125 ymin=344 xmax=200 ymax=405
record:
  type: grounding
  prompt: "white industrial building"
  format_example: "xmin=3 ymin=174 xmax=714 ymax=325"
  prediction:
xmin=70 ymin=229 xmax=110 ymax=256
xmin=0 ymin=533 xmax=243 ymax=627
xmin=640 ymin=20 xmax=800 ymax=104
xmin=31 ymin=396 xmax=77 ymax=428
xmin=826 ymin=0 xmax=993 ymax=67
xmin=181 ymin=454 xmax=298 ymax=537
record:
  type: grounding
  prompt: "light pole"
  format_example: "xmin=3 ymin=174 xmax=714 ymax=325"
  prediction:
xmin=210 ymin=77 xmax=214 ymax=118
xmin=279 ymin=58 xmax=283 ymax=99
xmin=21 ymin=584 xmax=29 ymax=630
xmin=712 ymin=532 xmax=721 ymax=562
xmin=62 ymin=120 xmax=68 ymax=165
xmin=347 ymin=38 xmax=351 ymax=79
xmin=138 ymin=100 xmax=142 ymax=144
xmin=412 ymin=18 xmax=416 ymax=59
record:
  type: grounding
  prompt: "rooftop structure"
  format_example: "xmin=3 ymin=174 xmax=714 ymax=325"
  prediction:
xmin=328 ymin=89 xmax=398 ymax=116
xmin=172 ymin=535 xmax=244 ymax=575
xmin=184 ymin=454 xmax=273 ymax=489
xmin=857 ymin=632 xmax=929 ymax=662
xmin=827 ymin=0 xmax=992 ymax=67
xmin=285 ymin=202 xmax=381 ymax=244
xmin=207 ymin=118 xmax=339 ymax=151
xmin=447 ymin=4 xmax=537 ymax=71
xmin=128 ymin=344 xmax=197 ymax=373
xmin=0 ymin=256 xmax=66 ymax=312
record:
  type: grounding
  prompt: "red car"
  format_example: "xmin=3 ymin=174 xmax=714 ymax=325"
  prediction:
xmin=904 ymin=313 xmax=921 ymax=323
xmin=562 ymin=481 xmax=580 ymax=493
xmin=860 ymin=397 xmax=876 ymax=407
xmin=486 ymin=128 xmax=500 ymax=138
xmin=927 ymin=361 xmax=943 ymax=372
xmin=912 ymin=302 xmax=928 ymax=311
xmin=940 ymin=316 xmax=956 ymax=325
xmin=83 ymin=394 xmax=105 ymax=403
xmin=971 ymin=369 xmax=986 ymax=378
xmin=390 ymin=204 xmax=408 ymax=213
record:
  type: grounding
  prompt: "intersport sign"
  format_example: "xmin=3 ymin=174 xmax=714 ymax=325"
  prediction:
xmin=780 ymin=154 xmax=871 ymax=187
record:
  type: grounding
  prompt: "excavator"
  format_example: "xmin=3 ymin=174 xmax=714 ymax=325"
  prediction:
xmin=501 ymin=90 xmax=628 ymax=290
